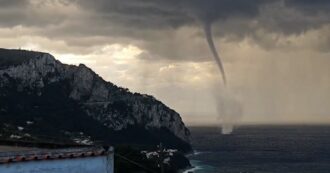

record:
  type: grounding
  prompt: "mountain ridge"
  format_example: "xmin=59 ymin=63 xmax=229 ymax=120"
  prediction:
xmin=0 ymin=48 xmax=191 ymax=152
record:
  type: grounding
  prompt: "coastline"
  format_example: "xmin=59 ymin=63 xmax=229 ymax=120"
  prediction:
xmin=180 ymin=151 xmax=216 ymax=173
xmin=180 ymin=160 xmax=202 ymax=173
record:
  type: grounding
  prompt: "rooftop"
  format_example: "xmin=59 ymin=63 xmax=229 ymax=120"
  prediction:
xmin=0 ymin=145 xmax=112 ymax=164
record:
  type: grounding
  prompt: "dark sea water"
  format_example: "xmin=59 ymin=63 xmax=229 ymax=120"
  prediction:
xmin=186 ymin=125 xmax=330 ymax=173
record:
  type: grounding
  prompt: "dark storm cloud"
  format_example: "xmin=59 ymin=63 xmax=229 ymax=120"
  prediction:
xmin=285 ymin=0 xmax=330 ymax=14
xmin=72 ymin=0 xmax=330 ymax=53
xmin=0 ymin=0 xmax=329 ymax=59
xmin=0 ymin=0 xmax=28 ymax=7
xmin=1 ymin=0 xmax=328 ymax=38
xmin=77 ymin=0 xmax=269 ymax=29
xmin=0 ymin=0 xmax=72 ymax=28
xmin=76 ymin=0 xmax=330 ymax=33
xmin=1 ymin=0 xmax=329 ymax=32
xmin=256 ymin=0 xmax=330 ymax=35
xmin=0 ymin=0 xmax=29 ymax=27
xmin=182 ymin=0 xmax=267 ymax=23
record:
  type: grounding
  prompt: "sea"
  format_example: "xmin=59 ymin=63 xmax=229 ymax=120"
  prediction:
xmin=184 ymin=125 xmax=330 ymax=173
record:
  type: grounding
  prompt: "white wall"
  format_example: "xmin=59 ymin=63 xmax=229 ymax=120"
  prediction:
xmin=0 ymin=154 xmax=114 ymax=173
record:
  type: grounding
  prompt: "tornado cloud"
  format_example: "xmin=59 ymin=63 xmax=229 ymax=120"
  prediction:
xmin=203 ymin=22 xmax=241 ymax=134
xmin=204 ymin=23 xmax=227 ymax=85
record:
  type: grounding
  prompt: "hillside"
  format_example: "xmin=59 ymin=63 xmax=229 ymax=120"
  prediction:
xmin=0 ymin=48 xmax=191 ymax=152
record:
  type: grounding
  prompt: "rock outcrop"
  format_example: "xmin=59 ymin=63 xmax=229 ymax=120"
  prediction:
xmin=0 ymin=48 xmax=191 ymax=152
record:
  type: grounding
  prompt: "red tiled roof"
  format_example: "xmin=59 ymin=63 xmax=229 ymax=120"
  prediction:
xmin=0 ymin=146 xmax=111 ymax=164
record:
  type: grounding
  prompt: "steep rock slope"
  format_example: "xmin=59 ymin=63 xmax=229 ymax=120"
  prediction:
xmin=0 ymin=48 xmax=191 ymax=151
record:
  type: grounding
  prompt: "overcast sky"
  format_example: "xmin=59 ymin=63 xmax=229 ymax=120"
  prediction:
xmin=1 ymin=0 xmax=330 ymax=125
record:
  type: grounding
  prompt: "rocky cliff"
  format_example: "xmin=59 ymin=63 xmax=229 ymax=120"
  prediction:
xmin=0 ymin=48 xmax=191 ymax=152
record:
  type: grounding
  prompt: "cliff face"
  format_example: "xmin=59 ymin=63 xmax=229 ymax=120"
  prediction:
xmin=0 ymin=48 xmax=191 ymax=151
